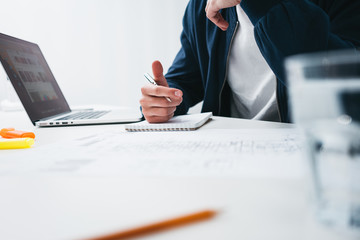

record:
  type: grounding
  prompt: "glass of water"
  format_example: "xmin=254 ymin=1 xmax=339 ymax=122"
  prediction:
xmin=285 ymin=49 xmax=360 ymax=236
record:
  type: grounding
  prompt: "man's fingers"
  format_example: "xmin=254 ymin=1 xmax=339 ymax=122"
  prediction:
xmin=206 ymin=10 xmax=229 ymax=31
xmin=145 ymin=113 xmax=175 ymax=123
xmin=152 ymin=60 xmax=168 ymax=87
xmin=142 ymin=84 xmax=182 ymax=99
xmin=205 ymin=0 xmax=241 ymax=31
xmin=152 ymin=60 xmax=163 ymax=79
xmin=140 ymin=95 xmax=182 ymax=108
xmin=142 ymin=106 xmax=176 ymax=118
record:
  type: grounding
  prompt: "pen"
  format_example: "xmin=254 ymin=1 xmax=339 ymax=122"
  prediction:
xmin=85 ymin=209 xmax=217 ymax=240
xmin=144 ymin=73 xmax=172 ymax=102
xmin=0 ymin=138 xmax=35 ymax=149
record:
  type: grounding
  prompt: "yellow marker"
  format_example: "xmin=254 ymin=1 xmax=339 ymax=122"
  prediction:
xmin=0 ymin=138 xmax=35 ymax=149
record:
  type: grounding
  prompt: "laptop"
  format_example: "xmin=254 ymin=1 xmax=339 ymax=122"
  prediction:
xmin=0 ymin=33 xmax=142 ymax=127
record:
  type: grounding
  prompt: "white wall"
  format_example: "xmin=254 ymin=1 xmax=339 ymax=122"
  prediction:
xmin=0 ymin=0 xmax=189 ymax=109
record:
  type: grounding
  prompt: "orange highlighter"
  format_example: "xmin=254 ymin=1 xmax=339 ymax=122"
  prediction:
xmin=0 ymin=128 xmax=35 ymax=139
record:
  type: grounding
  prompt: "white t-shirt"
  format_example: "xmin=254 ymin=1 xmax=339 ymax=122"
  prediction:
xmin=227 ymin=4 xmax=280 ymax=122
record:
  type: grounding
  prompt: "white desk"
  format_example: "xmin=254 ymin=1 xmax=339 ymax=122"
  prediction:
xmin=0 ymin=110 xmax=354 ymax=240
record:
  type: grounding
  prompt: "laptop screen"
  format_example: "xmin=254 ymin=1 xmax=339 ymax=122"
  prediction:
xmin=0 ymin=33 xmax=70 ymax=124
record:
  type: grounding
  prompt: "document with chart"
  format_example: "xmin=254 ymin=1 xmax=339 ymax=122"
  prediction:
xmin=0 ymin=129 xmax=304 ymax=178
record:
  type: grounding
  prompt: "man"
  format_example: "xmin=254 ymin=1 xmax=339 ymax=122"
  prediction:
xmin=140 ymin=0 xmax=360 ymax=123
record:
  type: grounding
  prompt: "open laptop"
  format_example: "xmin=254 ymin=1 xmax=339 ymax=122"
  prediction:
xmin=0 ymin=33 xmax=142 ymax=126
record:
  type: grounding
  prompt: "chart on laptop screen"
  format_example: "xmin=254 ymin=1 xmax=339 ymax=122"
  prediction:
xmin=4 ymin=47 xmax=59 ymax=103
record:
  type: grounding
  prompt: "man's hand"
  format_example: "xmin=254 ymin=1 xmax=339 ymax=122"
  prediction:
xmin=140 ymin=60 xmax=183 ymax=123
xmin=205 ymin=0 xmax=241 ymax=31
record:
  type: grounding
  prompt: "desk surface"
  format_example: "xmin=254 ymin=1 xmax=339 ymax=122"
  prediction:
xmin=0 ymin=110 xmax=354 ymax=240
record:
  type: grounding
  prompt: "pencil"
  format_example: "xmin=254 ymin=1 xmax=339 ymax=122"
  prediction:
xmin=85 ymin=209 xmax=217 ymax=240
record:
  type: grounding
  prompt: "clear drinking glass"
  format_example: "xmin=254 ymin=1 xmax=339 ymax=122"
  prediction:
xmin=285 ymin=49 xmax=360 ymax=237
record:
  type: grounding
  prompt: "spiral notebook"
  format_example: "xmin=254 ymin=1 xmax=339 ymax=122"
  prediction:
xmin=124 ymin=112 xmax=213 ymax=132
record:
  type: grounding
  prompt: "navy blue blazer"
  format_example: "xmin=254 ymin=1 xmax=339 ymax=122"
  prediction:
xmin=165 ymin=0 xmax=360 ymax=122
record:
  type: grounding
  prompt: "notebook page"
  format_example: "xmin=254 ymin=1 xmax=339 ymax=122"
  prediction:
xmin=124 ymin=112 xmax=212 ymax=131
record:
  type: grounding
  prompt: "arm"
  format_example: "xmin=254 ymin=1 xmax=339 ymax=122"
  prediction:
xmin=140 ymin=0 xmax=205 ymax=122
xmin=165 ymin=1 xmax=205 ymax=115
xmin=205 ymin=0 xmax=360 ymax=84
xmin=241 ymin=0 xmax=360 ymax=84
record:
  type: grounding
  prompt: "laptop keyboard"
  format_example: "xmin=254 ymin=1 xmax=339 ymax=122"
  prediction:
xmin=56 ymin=111 xmax=110 ymax=120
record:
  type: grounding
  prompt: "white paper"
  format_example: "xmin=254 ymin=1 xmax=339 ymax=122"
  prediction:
xmin=0 ymin=129 xmax=305 ymax=178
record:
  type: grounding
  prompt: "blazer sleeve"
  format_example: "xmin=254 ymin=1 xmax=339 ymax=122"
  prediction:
xmin=165 ymin=0 xmax=205 ymax=115
xmin=241 ymin=0 xmax=360 ymax=85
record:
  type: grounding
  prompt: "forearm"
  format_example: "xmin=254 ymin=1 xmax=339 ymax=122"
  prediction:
xmin=165 ymin=1 xmax=205 ymax=115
